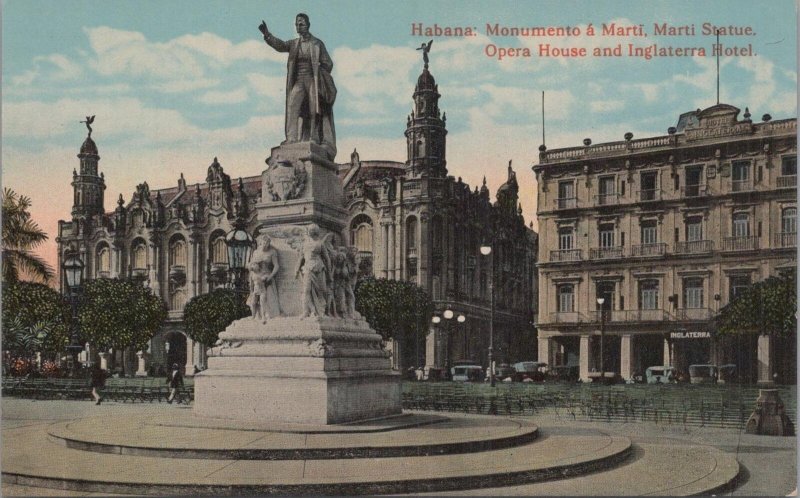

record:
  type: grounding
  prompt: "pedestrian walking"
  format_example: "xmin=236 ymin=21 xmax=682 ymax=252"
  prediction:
xmin=90 ymin=364 xmax=106 ymax=405
xmin=166 ymin=363 xmax=183 ymax=404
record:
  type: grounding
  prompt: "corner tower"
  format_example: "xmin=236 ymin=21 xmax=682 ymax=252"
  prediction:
xmin=71 ymin=120 xmax=106 ymax=220
xmin=405 ymin=49 xmax=447 ymax=178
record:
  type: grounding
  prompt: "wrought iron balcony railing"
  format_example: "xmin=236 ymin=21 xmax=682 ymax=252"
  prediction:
xmin=731 ymin=179 xmax=754 ymax=192
xmin=772 ymin=232 xmax=797 ymax=248
xmin=676 ymin=308 xmax=713 ymax=321
xmin=554 ymin=197 xmax=577 ymax=210
xmin=637 ymin=189 xmax=661 ymax=202
xmin=549 ymin=249 xmax=582 ymax=262
xmin=680 ymin=184 xmax=709 ymax=198
xmin=630 ymin=243 xmax=666 ymax=257
xmin=675 ymin=240 xmax=713 ymax=254
xmin=594 ymin=193 xmax=620 ymax=206
xmin=721 ymin=236 xmax=759 ymax=252
xmin=589 ymin=246 xmax=624 ymax=259
xmin=777 ymin=175 xmax=797 ymax=188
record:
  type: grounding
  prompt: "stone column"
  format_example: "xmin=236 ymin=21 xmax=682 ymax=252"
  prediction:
xmin=757 ymin=334 xmax=774 ymax=385
xmin=184 ymin=336 xmax=196 ymax=376
xmin=537 ymin=336 xmax=550 ymax=365
xmin=99 ymin=352 xmax=110 ymax=371
xmin=188 ymin=235 xmax=198 ymax=299
xmin=382 ymin=223 xmax=390 ymax=278
xmin=620 ymin=334 xmax=634 ymax=381
xmin=111 ymin=244 xmax=120 ymax=278
xmin=663 ymin=338 xmax=672 ymax=366
xmin=148 ymin=240 xmax=161 ymax=296
xmin=579 ymin=335 xmax=591 ymax=382
xmin=418 ymin=211 xmax=429 ymax=286
xmin=394 ymin=221 xmax=403 ymax=280
xmin=425 ymin=325 xmax=436 ymax=369
xmin=136 ymin=351 xmax=148 ymax=377
xmin=388 ymin=223 xmax=395 ymax=277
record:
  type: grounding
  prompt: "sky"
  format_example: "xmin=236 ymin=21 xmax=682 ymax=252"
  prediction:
xmin=2 ymin=0 xmax=797 ymax=277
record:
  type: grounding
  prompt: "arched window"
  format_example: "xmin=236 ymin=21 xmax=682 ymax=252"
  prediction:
xmin=210 ymin=234 xmax=227 ymax=265
xmin=406 ymin=216 xmax=418 ymax=279
xmin=169 ymin=237 xmax=187 ymax=268
xmin=131 ymin=240 xmax=147 ymax=270
xmin=170 ymin=288 xmax=187 ymax=311
xmin=96 ymin=244 xmax=111 ymax=275
xmin=350 ymin=215 xmax=373 ymax=253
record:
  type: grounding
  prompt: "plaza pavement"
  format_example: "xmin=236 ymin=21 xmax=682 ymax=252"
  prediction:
xmin=1 ymin=398 xmax=795 ymax=496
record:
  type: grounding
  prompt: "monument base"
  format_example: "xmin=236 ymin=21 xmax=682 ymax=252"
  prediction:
xmin=194 ymin=316 xmax=402 ymax=425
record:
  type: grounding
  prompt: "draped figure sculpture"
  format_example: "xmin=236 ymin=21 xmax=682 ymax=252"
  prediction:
xmin=295 ymin=224 xmax=333 ymax=318
xmin=259 ymin=13 xmax=337 ymax=160
xmin=247 ymin=234 xmax=282 ymax=322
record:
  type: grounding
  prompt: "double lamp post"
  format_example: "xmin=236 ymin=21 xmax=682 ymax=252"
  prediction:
xmin=62 ymin=250 xmax=85 ymax=376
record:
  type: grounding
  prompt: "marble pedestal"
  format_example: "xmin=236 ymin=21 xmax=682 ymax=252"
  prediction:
xmin=194 ymin=316 xmax=402 ymax=425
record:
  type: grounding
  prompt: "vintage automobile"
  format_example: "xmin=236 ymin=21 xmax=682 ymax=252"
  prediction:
xmin=717 ymin=364 xmax=738 ymax=383
xmin=645 ymin=365 xmax=676 ymax=384
xmin=451 ymin=364 xmax=485 ymax=382
xmin=689 ymin=364 xmax=718 ymax=384
xmin=512 ymin=361 xmax=548 ymax=382
xmin=547 ymin=365 xmax=580 ymax=382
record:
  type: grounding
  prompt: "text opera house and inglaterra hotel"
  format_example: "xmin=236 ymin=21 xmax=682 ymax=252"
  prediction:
xmin=56 ymin=59 xmax=538 ymax=376
xmin=534 ymin=103 xmax=796 ymax=383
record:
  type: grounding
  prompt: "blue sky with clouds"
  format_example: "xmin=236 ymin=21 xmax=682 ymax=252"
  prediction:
xmin=2 ymin=0 xmax=796 ymax=269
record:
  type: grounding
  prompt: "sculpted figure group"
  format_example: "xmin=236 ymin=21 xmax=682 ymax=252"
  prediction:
xmin=295 ymin=224 xmax=358 ymax=319
xmin=245 ymin=224 xmax=359 ymax=322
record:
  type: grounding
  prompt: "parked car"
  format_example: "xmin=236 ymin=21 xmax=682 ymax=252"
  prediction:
xmin=547 ymin=365 xmax=580 ymax=382
xmin=689 ymin=364 xmax=718 ymax=384
xmin=451 ymin=364 xmax=485 ymax=382
xmin=512 ymin=361 xmax=547 ymax=382
xmin=645 ymin=365 xmax=676 ymax=384
xmin=717 ymin=364 xmax=737 ymax=383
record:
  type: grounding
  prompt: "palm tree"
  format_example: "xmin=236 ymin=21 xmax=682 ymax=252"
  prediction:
xmin=2 ymin=188 xmax=54 ymax=284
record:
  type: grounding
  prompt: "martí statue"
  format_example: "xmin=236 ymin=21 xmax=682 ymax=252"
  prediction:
xmin=259 ymin=13 xmax=337 ymax=160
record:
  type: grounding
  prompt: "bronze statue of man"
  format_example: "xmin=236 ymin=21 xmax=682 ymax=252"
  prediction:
xmin=259 ymin=14 xmax=337 ymax=160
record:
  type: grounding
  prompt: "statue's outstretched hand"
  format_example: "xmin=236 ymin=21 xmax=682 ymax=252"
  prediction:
xmin=259 ymin=21 xmax=269 ymax=36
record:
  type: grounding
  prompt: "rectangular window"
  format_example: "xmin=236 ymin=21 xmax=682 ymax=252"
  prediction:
xmin=683 ymin=278 xmax=704 ymax=309
xmin=599 ymin=176 xmax=616 ymax=196
xmin=558 ymin=181 xmax=574 ymax=199
xmin=640 ymin=171 xmax=658 ymax=200
xmin=732 ymin=161 xmax=750 ymax=181
xmin=782 ymin=207 xmax=797 ymax=234
xmin=729 ymin=275 xmax=751 ymax=301
xmin=686 ymin=217 xmax=703 ymax=242
xmin=599 ymin=223 xmax=615 ymax=248
xmin=639 ymin=280 xmax=659 ymax=310
xmin=557 ymin=284 xmax=574 ymax=313
xmin=641 ymin=221 xmax=658 ymax=245
xmin=685 ymin=166 xmax=703 ymax=196
xmin=782 ymin=156 xmax=797 ymax=176
xmin=558 ymin=227 xmax=574 ymax=250
xmin=732 ymin=213 xmax=750 ymax=237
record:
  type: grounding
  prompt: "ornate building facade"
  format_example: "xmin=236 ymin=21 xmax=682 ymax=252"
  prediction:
xmin=534 ymin=104 xmax=796 ymax=383
xmin=57 ymin=59 xmax=538 ymax=376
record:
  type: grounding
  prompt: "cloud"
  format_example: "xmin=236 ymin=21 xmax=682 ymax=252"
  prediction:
xmin=333 ymin=44 xmax=418 ymax=105
xmin=198 ymin=86 xmax=249 ymax=105
xmin=11 ymin=54 xmax=83 ymax=86
xmin=590 ymin=99 xmax=624 ymax=112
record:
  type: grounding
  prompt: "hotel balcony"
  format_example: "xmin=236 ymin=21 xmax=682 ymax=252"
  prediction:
xmin=589 ymin=246 xmax=624 ymax=260
xmin=675 ymin=240 xmax=713 ymax=254
xmin=594 ymin=193 xmax=620 ymax=206
xmin=676 ymin=308 xmax=713 ymax=321
xmin=772 ymin=232 xmax=797 ymax=248
xmin=731 ymin=179 xmax=754 ymax=192
xmin=554 ymin=197 xmax=577 ymax=210
xmin=637 ymin=189 xmax=662 ymax=202
xmin=627 ymin=309 xmax=669 ymax=322
xmin=721 ymin=236 xmax=759 ymax=252
xmin=549 ymin=249 xmax=582 ymax=262
xmin=549 ymin=312 xmax=587 ymax=324
xmin=680 ymin=184 xmax=709 ymax=198
xmin=630 ymin=243 xmax=666 ymax=257
xmin=777 ymin=175 xmax=797 ymax=188
xmin=591 ymin=310 xmax=628 ymax=322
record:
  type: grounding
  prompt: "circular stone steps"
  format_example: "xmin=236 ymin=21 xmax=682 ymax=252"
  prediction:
xmin=3 ymin=413 xmax=633 ymax=496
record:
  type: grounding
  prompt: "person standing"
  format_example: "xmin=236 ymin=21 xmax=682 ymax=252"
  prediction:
xmin=90 ymin=364 xmax=106 ymax=405
xmin=166 ymin=363 xmax=183 ymax=404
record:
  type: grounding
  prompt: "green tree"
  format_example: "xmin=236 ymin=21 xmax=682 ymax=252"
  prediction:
xmin=716 ymin=269 xmax=797 ymax=337
xmin=355 ymin=277 xmax=434 ymax=367
xmin=79 ymin=278 xmax=167 ymax=352
xmin=183 ymin=289 xmax=251 ymax=347
xmin=1 ymin=188 xmax=54 ymax=284
xmin=1 ymin=281 xmax=71 ymax=356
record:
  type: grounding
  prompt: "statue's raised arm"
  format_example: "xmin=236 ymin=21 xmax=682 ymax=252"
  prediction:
xmin=257 ymin=13 xmax=337 ymax=161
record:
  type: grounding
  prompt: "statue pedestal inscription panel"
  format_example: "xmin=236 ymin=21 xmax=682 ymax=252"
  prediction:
xmin=194 ymin=317 xmax=401 ymax=425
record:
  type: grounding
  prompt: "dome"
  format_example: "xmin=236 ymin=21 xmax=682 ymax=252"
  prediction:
xmin=80 ymin=136 xmax=98 ymax=155
xmin=416 ymin=69 xmax=436 ymax=91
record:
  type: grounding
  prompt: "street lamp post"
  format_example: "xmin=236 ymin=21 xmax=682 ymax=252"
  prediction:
xmin=431 ymin=315 xmax=441 ymax=379
xmin=480 ymin=244 xmax=495 ymax=387
xmin=458 ymin=314 xmax=466 ymax=359
xmin=443 ymin=309 xmax=454 ymax=380
xmin=597 ymin=297 xmax=606 ymax=380
xmin=62 ymin=250 xmax=85 ymax=377
xmin=225 ymin=218 xmax=254 ymax=298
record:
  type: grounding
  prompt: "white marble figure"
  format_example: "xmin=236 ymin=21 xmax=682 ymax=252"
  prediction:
xmin=295 ymin=224 xmax=333 ymax=318
xmin=247 ymin=234 xmax=282 ymax=322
